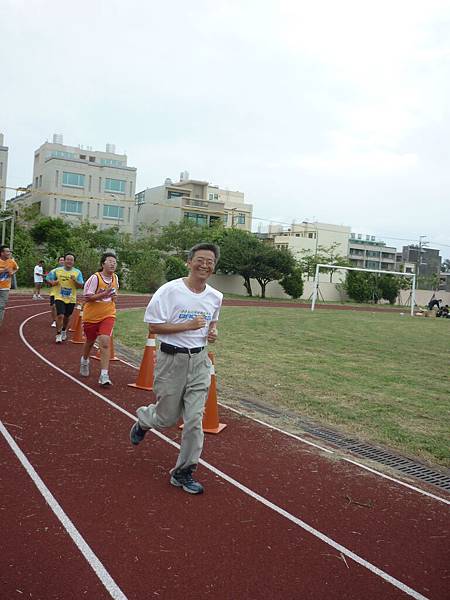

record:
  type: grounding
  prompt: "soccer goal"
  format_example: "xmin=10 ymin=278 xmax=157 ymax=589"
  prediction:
xmin=310 ymin=263 xmax=416 ymax=316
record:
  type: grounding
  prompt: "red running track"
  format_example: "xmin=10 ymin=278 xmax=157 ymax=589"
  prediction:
xmin=1 ymin=295 xmax=449 ymax=599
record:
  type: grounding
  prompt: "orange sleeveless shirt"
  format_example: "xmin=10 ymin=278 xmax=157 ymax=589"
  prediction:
xmin=82 ymin=273 xmax=118 ymax=323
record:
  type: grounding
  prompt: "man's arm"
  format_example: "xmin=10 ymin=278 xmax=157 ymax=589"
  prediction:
xmin=207 ymin=320 xmax=218 ymax=343
xmin=149 ymin=316 xmax=206 ymax=335
xmin=46 ymin=270 xmax=58 ymax=286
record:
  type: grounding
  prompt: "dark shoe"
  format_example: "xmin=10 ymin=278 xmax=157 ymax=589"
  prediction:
xmin=130 ymin=421 xmax=147 ymax=446
xmin=170 ymin=468 xmax=204 ymax=494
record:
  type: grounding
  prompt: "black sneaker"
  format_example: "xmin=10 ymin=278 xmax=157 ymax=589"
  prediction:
xmin=130 ymin=421 xmax=147 ymax=446
xmin=170 ymin=468 xmax=204 ymax=494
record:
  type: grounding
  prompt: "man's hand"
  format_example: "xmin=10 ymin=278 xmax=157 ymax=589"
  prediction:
xmin=207 ymin=326 xmax=218 ymax=343
xmin=187 ymin=315 xmax=207 ymax=330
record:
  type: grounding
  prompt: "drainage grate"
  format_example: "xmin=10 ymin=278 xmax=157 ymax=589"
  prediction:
xmin=295 ymin=419 xmax=450 ymax=492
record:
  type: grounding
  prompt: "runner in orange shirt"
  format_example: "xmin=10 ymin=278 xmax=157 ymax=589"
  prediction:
xmin=80 ymin=252 xmax=119 ymax=386
xmin=0 ymin=245 xmax=19 ymax=329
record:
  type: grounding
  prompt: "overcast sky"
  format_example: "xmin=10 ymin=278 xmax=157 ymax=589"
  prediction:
xmin=1 ymin=0 xmax=449 ymax=258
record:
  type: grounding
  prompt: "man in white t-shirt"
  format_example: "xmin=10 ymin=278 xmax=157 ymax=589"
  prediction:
xmin=33 ymin=260 xmax=45 ymax=299
xmin=130 ymin=243 xmax=223 ymax=495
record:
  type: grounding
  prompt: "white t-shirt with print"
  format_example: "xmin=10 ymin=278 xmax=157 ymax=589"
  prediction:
xmin=34 ymin=265 xmax=44 ymax=283
xmin=144 ymin=278 xmax=223 ymax=348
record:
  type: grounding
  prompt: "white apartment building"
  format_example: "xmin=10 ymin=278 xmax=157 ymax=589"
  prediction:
xmin=268 ymin=221 xmax=351 ymax=258
xmin=9 ymin=134 xmax=137 ymax=233
xmin=134 ymin=172 xmax=252 ymax=234
xmin=0 ymin=133 xmax=8 ymax=210
xmin=348 ymin=233 xmax=397 ymax=271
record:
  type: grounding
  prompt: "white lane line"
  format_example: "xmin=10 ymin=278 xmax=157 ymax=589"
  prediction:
xmin=17 ymin=312 xmax=432 ymax=600
xmin=118 ymin=353 xmax=450 ymax=506
xmin=0 ymin=421 xmax=128 ymax=600
xmin=6 ymin=303 xmax=46 ymax=310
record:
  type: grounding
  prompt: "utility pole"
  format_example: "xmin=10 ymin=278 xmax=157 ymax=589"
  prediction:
xmin=416 ymin=235 xmax=428 ymax=280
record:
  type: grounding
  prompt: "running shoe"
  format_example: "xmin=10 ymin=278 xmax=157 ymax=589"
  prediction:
xmin=170 ymin=468 xmax=204 ymax=494
xmin=51 ymin=321 xmax=56 ymax=327
xmin=130 ymin=421 xmax=147 ymax=446
xmin=61 ymin=330 xmax=67 ymax=341
xmin=98 ymin=372 xmax=112 ymax=386
xmin=80 ymin=358 xmax=90 ymax=377
xmin=55 ymin=333 xmax=62 ymax=343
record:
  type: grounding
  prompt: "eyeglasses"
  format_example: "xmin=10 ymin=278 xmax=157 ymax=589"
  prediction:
xmin=193 ymin=258 xmax=215 ymax=266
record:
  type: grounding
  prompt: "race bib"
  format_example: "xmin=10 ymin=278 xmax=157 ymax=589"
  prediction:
xmin=0 ymin=272 xmax=8 ymax=280
xmin=61 ymin=287 xmax=72 ymax=298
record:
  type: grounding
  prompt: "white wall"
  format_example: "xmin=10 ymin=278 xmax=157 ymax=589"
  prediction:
xmin=209 ymin=273 xmax=448 ymax=306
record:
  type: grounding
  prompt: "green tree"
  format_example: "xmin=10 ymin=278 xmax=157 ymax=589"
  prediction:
xmin=378 ymin=275 xmax=402 ymax=305
xmin=280 ymin=266 xmax=304 ymax=299
xmin=344 ymin=270 xmax=377 ymax=303
xmin=165 ymin=255 xmax=188 ymax=281
xmin=253 ymin=246 xmax=296 ymax=298
xmin=12 ymin=227 xmax=40 ymax=287
xmin=215 ymin=228 xmax=262 ymax=296
xmin=157 ymin=221 xmax=212 ymax=257
xmin=30 ymin=217 xmax=72 ymax=254
xmin=126 ymin=249 xmax=165 ymax=293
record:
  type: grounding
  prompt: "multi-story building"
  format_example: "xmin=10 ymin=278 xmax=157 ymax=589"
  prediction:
xmin=268 ymin=221 xmax=351 ymax=258
xmin=400 ymin=245 xmax=441 ymax=279
xmin=8 ymin=134 xmax=137 ymax=233
xmin=134 ymin=172 xmax=252 ymax=233
xmin=0 ymin=133 xmax=8 ymax=210
xmin=395 ymin=253 xmax=416 ymax=274
xmin=348 ymin=233 xmax=397 ymax=271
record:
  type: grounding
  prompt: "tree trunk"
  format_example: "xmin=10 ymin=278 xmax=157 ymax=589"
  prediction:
xmin=243 ymin=277 xmax=253 ymax=296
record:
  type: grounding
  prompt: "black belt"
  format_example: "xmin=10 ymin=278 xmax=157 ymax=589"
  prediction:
xmin=160 ymin=342 xmax=204 ymax=355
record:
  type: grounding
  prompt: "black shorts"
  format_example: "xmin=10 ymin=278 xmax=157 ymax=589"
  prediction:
xmin=49 ymin=296 xmax=55 ymax=306
xmin=54 ymin=300 xmax=75 ymax=317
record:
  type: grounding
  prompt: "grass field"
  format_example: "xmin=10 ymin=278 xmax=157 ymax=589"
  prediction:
xmin=115 ymin=307 xmax=450 ymax=467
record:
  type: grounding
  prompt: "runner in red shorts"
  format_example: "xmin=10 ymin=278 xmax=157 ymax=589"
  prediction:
xmin=80 ymin=253 xmax=119 ymax=386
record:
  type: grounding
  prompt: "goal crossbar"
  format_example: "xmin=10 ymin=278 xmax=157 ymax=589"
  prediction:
xmin=311 ymin=263 xmax=416 ymax=316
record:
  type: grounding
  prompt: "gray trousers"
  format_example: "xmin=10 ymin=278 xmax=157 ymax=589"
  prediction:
xmin=0 ymin=289 xmax=10 ymax=324
xmin=136 ymin=349 xmax=211 ymax=472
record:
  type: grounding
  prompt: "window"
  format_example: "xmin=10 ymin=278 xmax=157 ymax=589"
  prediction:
xmin=89 ymin=156 xmax=96 ymax=162
xmin=236 ymin=213 xmax=246 ymax=225
xmin=135 ymin=191 xmax=145 ymax=205
xmin=80 ymin=154 xmax=86 ymax=160
xmin=39 ymin=175 xmax=42 ymax=187
xmin=208 ymin=192 xmax=219 ymax=201
xmin=100 ymin=158 xmax=124 ymax=167
xmin=184 ymin=212 xmax=208 ymax=226
xmin=48 ymin=150 xmax=77 ymax=160
xmin=168 ymin=190 xmax=183 ymax=198
xmin=105 ymin=178 xmax=125 ymax=193
xmin=103 ymin=204 xmax=124 ymax=219
xmin=61 ymin=199 xmax=82 ymax=214
xmin=63 ymin=172 xmax=85 ymax=187
xmin=35 ymin=177 xmax=38 ymax=188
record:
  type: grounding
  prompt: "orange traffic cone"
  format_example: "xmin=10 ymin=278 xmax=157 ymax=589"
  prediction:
xmin=69 ymin=304 xmax=81 ymax=332
xmin=91 ymin=334 xmax=119 ymax=361
xmin=128 ymin=333 xmax=156 ymax=391
xmin=70 ymin=307 xmax=86 ymax=344
xmin=202 ymin=353 xmax=227 ymax=434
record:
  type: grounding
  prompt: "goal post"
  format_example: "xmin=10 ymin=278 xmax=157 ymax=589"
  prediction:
xmin=310 ymin=263 xmax=416 ymax=316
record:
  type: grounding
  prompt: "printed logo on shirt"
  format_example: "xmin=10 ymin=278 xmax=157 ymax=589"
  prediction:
xmin=178 ymin=309 xmax=212 ymax=321
xmin=61 ymin=287 xmax=72 ymax=297
xmin=0 ymin=272 xmax=8 ymax=281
